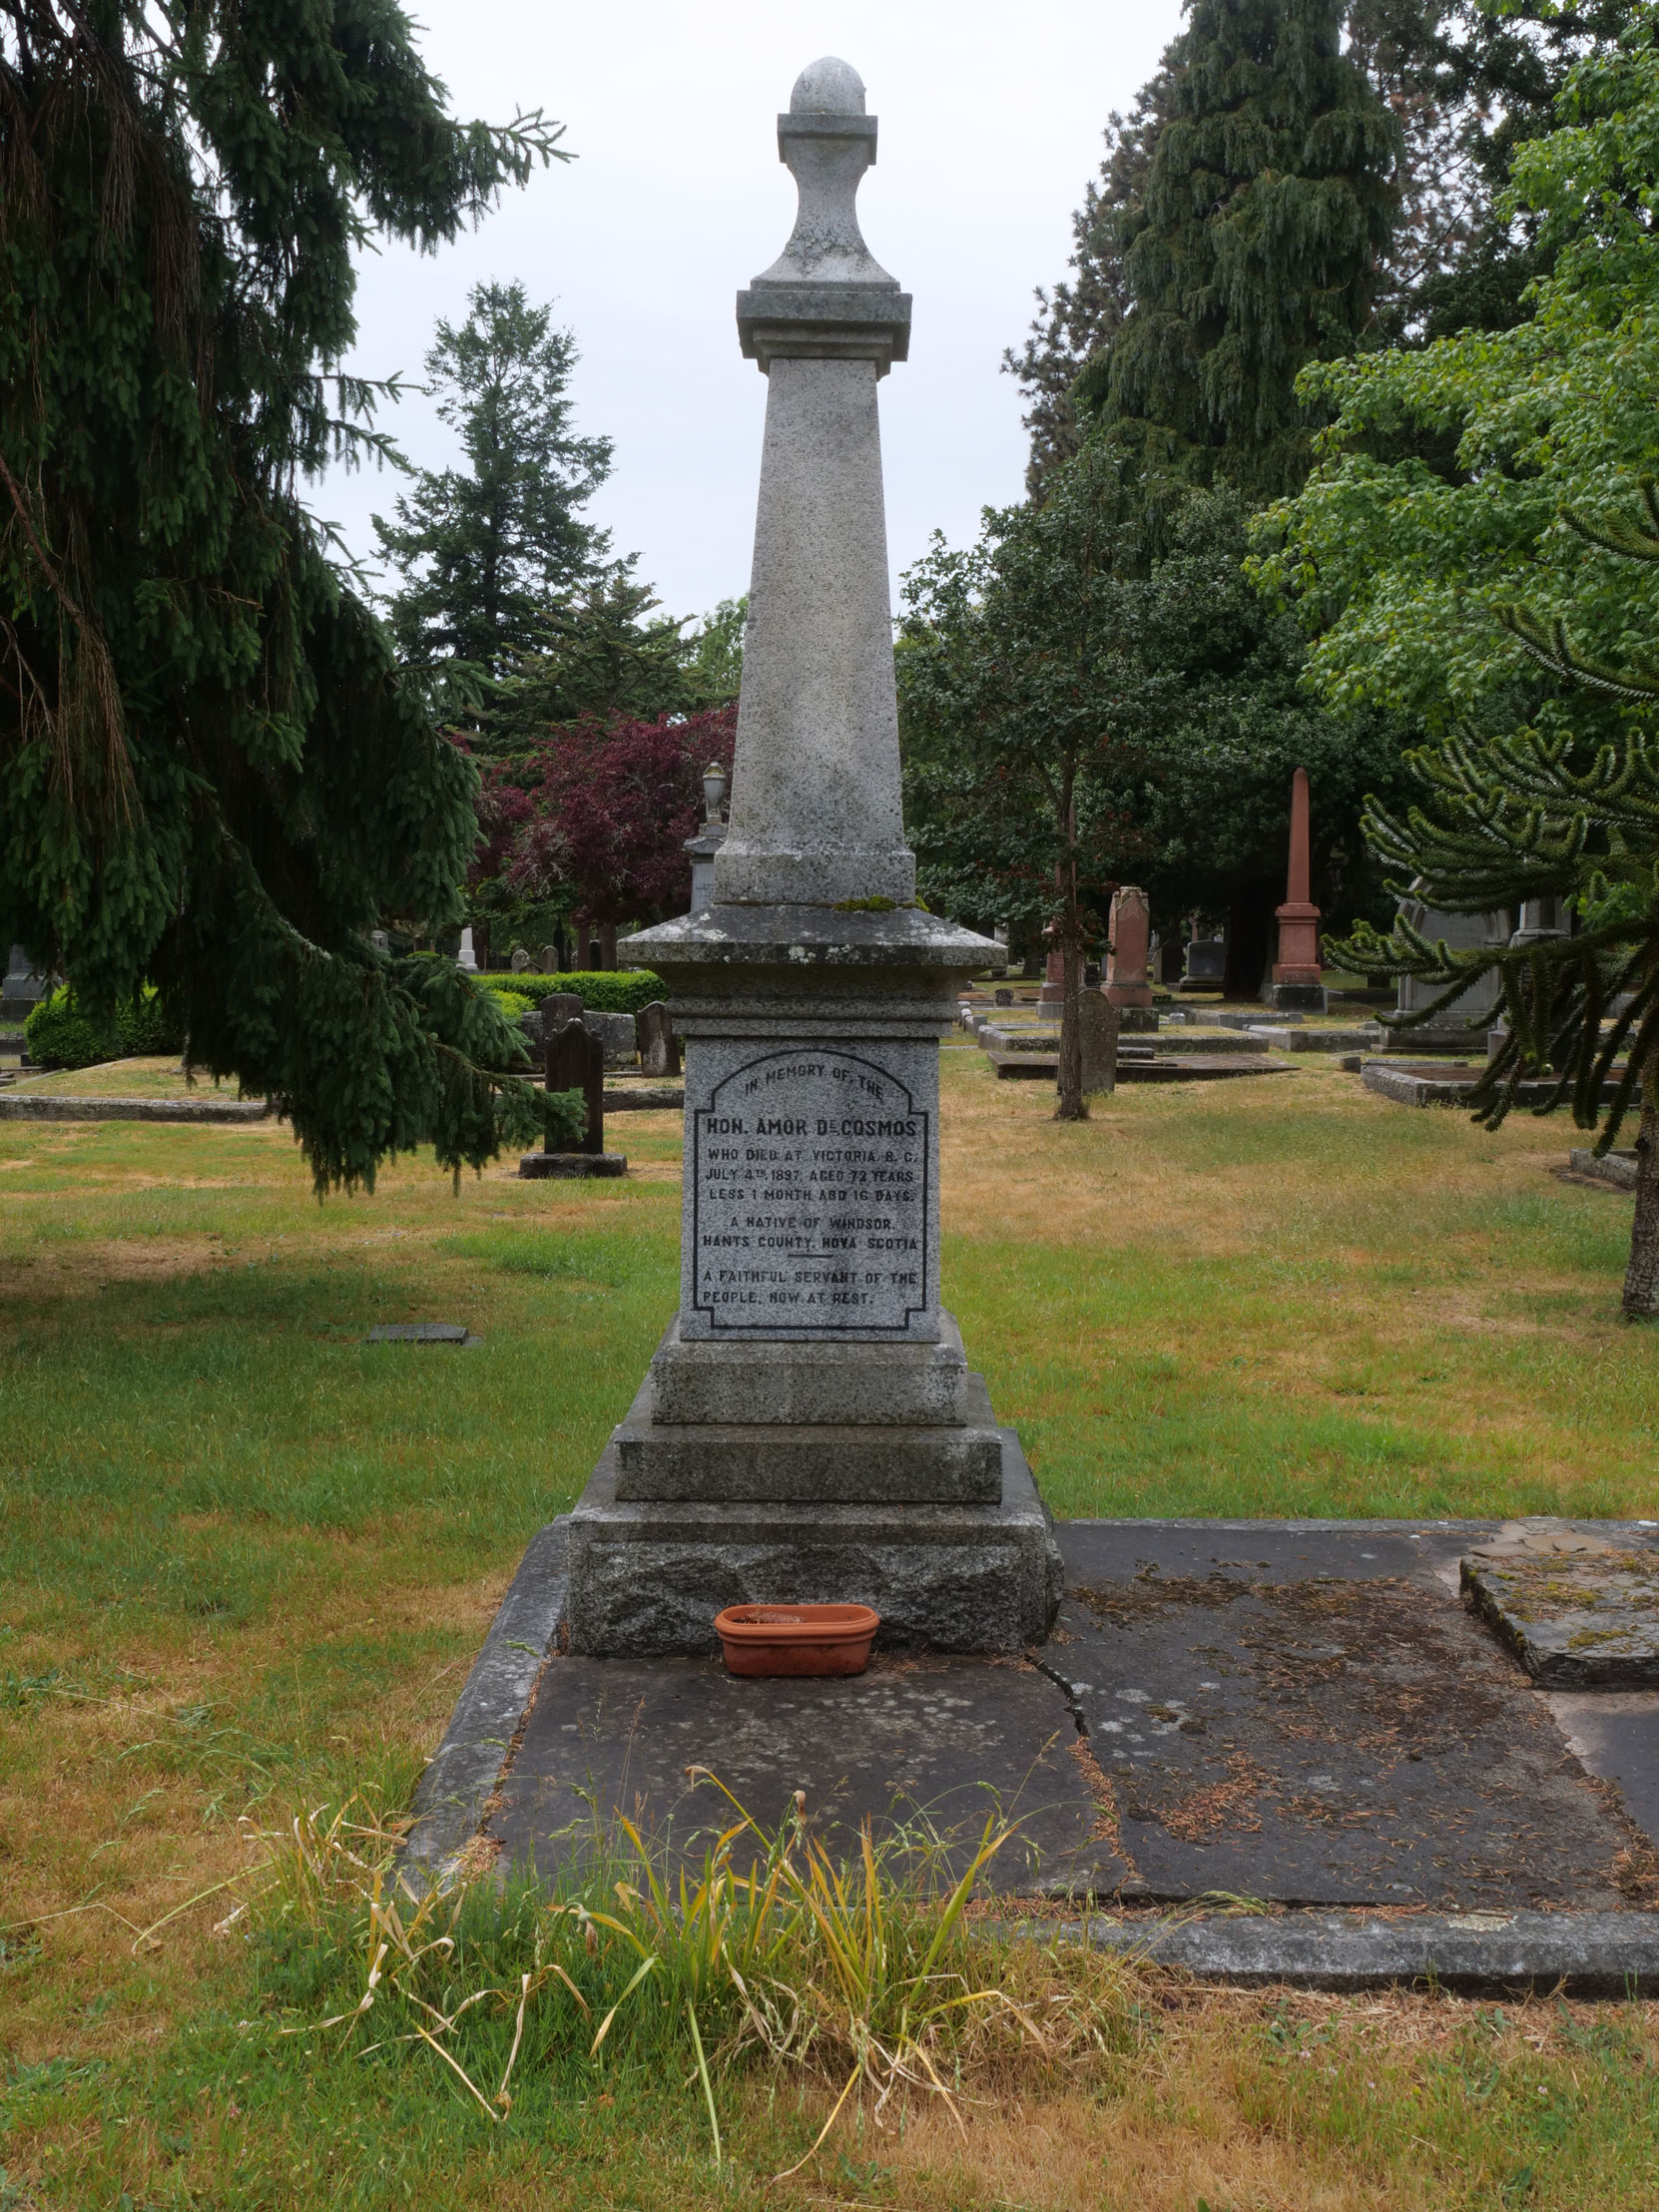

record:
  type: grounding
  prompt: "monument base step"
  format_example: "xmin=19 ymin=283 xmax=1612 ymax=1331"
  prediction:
xmin=566 ymin=1425 xmax=1062 ymax=1655
xmin=615 ymin=1368 xmax=1003 ymax=1502
xmin=648 ymin=1309 xmax=972 ymax=1426
xmin=518 ymin=1151 xmax=627 ymax=1178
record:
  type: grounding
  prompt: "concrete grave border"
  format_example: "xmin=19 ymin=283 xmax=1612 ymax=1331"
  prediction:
xmin=404 ymin=1515 xmax=1659 ymax=1988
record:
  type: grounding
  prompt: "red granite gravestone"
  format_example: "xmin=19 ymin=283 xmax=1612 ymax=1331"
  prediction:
xmin=1272 ymin=767 xmax=1326 ymax=1010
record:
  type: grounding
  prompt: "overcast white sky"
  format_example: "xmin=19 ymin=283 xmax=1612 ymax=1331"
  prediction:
xmin=320 ymin=0 xmax=1188 ymax=623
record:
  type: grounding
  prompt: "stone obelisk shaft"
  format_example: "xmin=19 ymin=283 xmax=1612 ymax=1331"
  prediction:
xmin=563 ymin=57 xmax=1060 ymax=1655
xmin=1272 ymin=766 xmax=1325 ymax=1006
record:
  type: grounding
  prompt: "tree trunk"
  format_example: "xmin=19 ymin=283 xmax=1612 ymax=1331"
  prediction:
xmin=1622 ymin=1044 xmax=1659 ymax=1318
xmin=1055 ymin=846 xmax=1086 ymax=1122
xmin=1223 ymin=879 xmax=1277 ymax=1002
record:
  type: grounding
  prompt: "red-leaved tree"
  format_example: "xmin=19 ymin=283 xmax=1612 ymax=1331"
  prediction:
xmin=477 ymin=706 xmax=737 ymax=925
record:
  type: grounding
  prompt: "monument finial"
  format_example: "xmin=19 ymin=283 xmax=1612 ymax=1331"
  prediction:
xmin=790 ymin=56 xmax=865 ymax=113
xmin=737 ymin=58 xmax=910 ymax=373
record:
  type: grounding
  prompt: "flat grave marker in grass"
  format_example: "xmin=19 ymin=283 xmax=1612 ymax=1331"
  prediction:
xmin=365 ymin=1321 xmax=475 ymax=1346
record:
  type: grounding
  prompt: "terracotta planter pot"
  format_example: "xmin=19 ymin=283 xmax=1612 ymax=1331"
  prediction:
xmin=714 ymin=1603 xmax=880 ymax=1678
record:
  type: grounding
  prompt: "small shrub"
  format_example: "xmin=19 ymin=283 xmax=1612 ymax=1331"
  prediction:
xmin=25 ymin=985 xmax=184 ymax=1067
xmin=25 ymin=989 xmax=119 ymax=1068
xmin=483 ymin=986 xmax=536 ymax=1021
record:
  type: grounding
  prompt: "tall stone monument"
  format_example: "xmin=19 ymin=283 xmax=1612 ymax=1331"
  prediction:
xmin=562 ymin=57 xmax=1060 ymax=1657
xmin=1270 ymin=768 xmax=1327 ymax=1011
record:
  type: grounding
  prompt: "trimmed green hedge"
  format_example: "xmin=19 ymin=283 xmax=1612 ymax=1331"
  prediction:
xmin=25 ymin=985 xmax=184 ymax=1069
xmin=482 ymin=969 xmax=664 ymax=1015
xmin=481 ymin=985 xmax=537 ymax=1021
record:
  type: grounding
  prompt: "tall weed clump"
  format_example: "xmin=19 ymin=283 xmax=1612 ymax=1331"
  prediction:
xmin=245 ymin=1785 xmax=1142 ymax=2174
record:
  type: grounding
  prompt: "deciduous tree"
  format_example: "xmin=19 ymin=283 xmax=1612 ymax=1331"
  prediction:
xmin=1332 ymin=486 xmax=1659 ymax=1318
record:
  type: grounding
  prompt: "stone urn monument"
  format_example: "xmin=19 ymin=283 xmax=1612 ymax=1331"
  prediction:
xmin=562 ymin=57 xmax=1061 ymax=1656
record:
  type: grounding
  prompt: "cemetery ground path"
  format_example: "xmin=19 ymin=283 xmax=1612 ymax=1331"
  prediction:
xmin=0 ymin=1069 xmax=1655 ymax=2207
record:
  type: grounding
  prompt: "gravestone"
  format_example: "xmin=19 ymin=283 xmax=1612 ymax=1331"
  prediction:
xmin=456 ymin=926 xmax=479 ymax=973
xmin=519 ymin=1018 xmax=626 ymax=1179
xmin=637 ymin=1001 xmax=682 ymax=1078
xmin=1078 ymin=991 xmax=1119 ymax=1094
xmin=540 ymin=944 xmax=561 ymax=974
xmin=1394 ymin=900 xmax=1505 ymax=1044
xmin=685 ymin=761 xmax=729 ymax=915
xmin=511 ymin=947 xmax=531 ymax=972
xmin=993 ymin=987 xmax=1013 ymax=1008
xmin=1 ymin=947 xmax=44 ymax=1031
xmin=540 ymin=990 xmax=583 ymax=1029
xmin=561 ymin=57 xmax=1059 ymax=1656
xmin=1181 ymin=937 xmax=1226 ymax=989
xmin=1105 ymin=885 xmax=1156 ymax=1029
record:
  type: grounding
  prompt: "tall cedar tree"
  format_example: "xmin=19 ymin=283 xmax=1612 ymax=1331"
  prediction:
xmin=0 ymin=0 xmax=580 ymax=1189
xmin=1009 ymin=9 xmax=1628 ymax=498
xmin=1001 ymin=84 xmax=1169 ymax=497
xmin=374 ymin=279 xmax=613 ymax=703
xmin=1083 ymin=0 xmax=1401 ymax=503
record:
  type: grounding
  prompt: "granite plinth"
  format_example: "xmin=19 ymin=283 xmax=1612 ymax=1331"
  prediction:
xmin=614 ymin=1369 xmax=1003 ymax=1503
xmin=648 ymin=1309 xmax=971 ymax=1424
xmin=1272 ymin=981 xmax=1328 ymax=1012
xmin=565 ymin=1425 xmax=1063 ymax=1655
xmin=518 ymin=1151 xmax=627 ymax=1179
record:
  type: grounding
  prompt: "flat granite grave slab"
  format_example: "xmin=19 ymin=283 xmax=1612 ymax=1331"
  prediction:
xmin=490 ymin=1650 xmax=1122 ymax=1897
xmin=1048 ymin=1521 xmax=1655 ymax=1911
xmin=366 ymin=1322 xmax=473 ymax=1346
xmin=406 ymin=1517 xmax=1659 ymax=1972
xmin=1462 ymin=1548 xmax=1659 ymax=1687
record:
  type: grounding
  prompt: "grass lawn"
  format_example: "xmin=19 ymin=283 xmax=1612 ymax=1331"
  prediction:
xmin=2 ymin=1051 xmax=1656 ymax=2209
xmin=5 ymin=1056 xmax=259 ymax=1098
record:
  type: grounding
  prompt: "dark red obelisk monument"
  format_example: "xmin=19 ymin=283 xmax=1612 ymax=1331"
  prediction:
xmin=1271 ymin=768 xmax=1327 ymax=1011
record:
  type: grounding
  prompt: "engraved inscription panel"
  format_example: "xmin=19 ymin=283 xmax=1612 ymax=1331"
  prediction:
xmin=691 ymin=1049 xmax=929 ymax=1334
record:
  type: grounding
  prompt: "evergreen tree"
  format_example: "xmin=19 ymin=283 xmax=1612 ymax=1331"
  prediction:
xmin=484 ymin=576 xmax=741 ymax=763
xmin=1084 ymin=0 xmax=1401 ymax=502
xmin=0 ymin=0 xmax=574 ymax=1190
xmin=374 ymin=279 xmax=613 ymax=699
xmin=1001 ymin=86 xmax=1168 ymax=497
